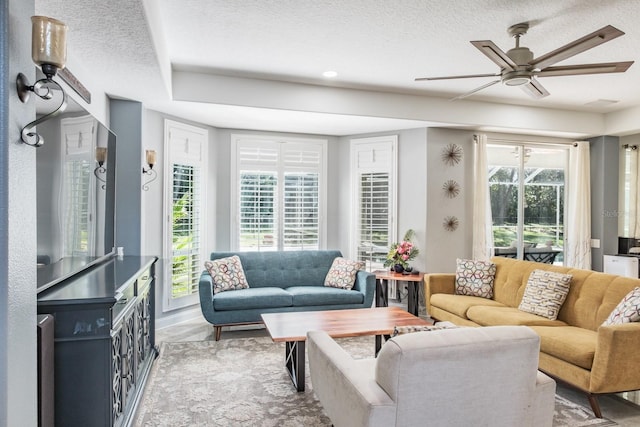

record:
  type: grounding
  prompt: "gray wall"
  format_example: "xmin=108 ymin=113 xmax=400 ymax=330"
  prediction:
xmin=425 ymin=128 xmax=475 ymax=272
xmin=111 ymin=99 xmax=143 ymax=255
xmin=589 ymin=135 xmax=620 ymax=271
xmin=2 ymin=0 xmax=38 ymax=425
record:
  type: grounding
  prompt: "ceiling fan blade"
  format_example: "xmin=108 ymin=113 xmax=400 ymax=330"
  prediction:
xmin=520 ymin=78 xmax=549 ymax=99
xmin=452 ymin=80 xmax=500 ymax=100
xmin=537 ymin=61 xmax=634 ymax=77
xmin=530 ymin=25 xmax=625 ymax=70
xmin=415 ymin=73 xmax=499 ymax=81
xmin=470 ymin=40 xmax=517 ymax=70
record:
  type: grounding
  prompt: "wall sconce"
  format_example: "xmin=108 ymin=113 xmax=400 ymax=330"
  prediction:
xmin=94 ymin=147 xmax=107 ymax=189
xmin=142 ymin=150 xmax=157 ymax=191
xmin=16 ymin=16 xmax=69 ymax=147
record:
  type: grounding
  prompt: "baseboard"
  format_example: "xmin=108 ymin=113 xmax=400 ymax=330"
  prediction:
xmin=155 ymin=306 xmax=202 ymax=330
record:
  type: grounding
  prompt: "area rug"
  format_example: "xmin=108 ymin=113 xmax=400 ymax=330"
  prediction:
xmin=134 ymin=336 xmax=618 ymax=427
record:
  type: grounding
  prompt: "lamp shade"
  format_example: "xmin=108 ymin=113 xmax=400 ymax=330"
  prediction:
xmin=146 ymin=150 xmax=157 ymax=167
xmin=31 ymin=16 xmax=67 ymax=71
xmin=95 ymin=147 xmax=107 ymax=164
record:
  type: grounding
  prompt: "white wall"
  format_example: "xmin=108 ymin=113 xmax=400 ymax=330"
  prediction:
xmin=337 ymin=128 xmax=429 ymax=273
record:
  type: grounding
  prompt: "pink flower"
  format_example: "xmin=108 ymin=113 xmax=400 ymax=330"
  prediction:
xmin=402 ymin=254 xmax=409 ymax=260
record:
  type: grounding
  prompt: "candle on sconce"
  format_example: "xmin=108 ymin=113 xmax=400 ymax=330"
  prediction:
xmin=31 ymin=16 xmax=68 ymax=72
xmin=95 ymin=147 xmax=107 ymax=165
xmin=146 ymin=150 xmax=156 ymax=169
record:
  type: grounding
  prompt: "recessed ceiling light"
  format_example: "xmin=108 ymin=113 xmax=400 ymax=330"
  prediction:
xmin=322 ymin=71 xmax=338 ymax=78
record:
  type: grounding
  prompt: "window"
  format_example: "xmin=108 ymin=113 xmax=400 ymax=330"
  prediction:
xmin=487 ymin=143 xmax=568 ymax=264
xmin=61 ymin=115 xmax=97 ymax=257
xmin=163 ymin=120 xmax=208 ymax=310
xmin=350 ymin=136 xmax=398 ymax=270
xmin=232 ymin=135 xmax=327 ymax=251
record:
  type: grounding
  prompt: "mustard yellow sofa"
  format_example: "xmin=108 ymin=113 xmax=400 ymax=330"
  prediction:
xmin=425 ymin=256 xmax=640 ymax=417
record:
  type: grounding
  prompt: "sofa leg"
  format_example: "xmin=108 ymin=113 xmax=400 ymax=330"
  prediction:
xmin=214 ymin=326 xmax=222 ymax=341
xmin=587 ymin=393 xmax=603 ymax=418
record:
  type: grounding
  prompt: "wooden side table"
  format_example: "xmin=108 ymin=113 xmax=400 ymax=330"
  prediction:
xmin=372 ymin=270 xmax=425 ymax=317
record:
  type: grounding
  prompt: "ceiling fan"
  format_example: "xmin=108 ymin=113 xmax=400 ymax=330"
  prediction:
xmin=415 ymin=23 xmax=634 ymax=99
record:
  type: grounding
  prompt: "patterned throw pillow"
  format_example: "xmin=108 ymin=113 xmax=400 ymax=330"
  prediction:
xmin=518 ymin=269 xmax=572 ymax=320
xmin=602 ymin=287 xmax=640 ymax=326
xmin=391 ymin=321 xmax=458 ymax=337
xmin=454 ymin=258 xmax=497 ymax=299
xmin=324 ymin=257 xmax=365 ymax=290
xmin=204 ymin=255 xmax=249 ymax=294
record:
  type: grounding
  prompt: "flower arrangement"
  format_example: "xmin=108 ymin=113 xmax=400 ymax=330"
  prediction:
xmin=384 ymin=229 xmax=419 ymax=270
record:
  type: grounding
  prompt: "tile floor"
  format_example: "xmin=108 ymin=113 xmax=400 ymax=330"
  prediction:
xmin=155 ymin=298 xmax=640 ymax=426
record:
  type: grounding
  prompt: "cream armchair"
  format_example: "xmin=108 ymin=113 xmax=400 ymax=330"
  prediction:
xmin=308 ymin=325 xmax=556 ymax=427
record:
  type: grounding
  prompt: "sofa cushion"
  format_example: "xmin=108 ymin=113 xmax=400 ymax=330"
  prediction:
xmin=518 ymin=269 xmax=572 ymax=320
xmin=204 ymin=255 xmax=249 ymax=294
xmin=287 ymin=286 xmax=364 ymax=306
xmin=430 ymin=294 xmax=506 ymax=319
xmin=528 ymin=326 xmax=597 ymax=370
xmin=212 ymin=287 xmax=292 ymax=311
xmin=602 ymin=287 xmax=640 ymax=326
xmin=455 ymin=258 xmax=496 ymax=299
xmin=324 ymin=257 xmax=364 ymax=290
xmin=209 ymin=250 xmax=342 ymax=289
xmin=467 ymin=306 xmax=568 ymax=327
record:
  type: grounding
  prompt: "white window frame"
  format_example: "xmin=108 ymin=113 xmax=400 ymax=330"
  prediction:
xmin=487 ymin=141 xmax=569 ymax=263
xmin=60 ymin=115 xmax=97 ymax=257
xmin=349 ymin=135 xmax=398 ymax=270
xmin=162 ymin=119 xmax=208 ymax=311
xmin=230 ymin=134 xmax=328 ymax=251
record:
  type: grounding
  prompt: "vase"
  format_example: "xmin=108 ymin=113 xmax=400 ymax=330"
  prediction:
xmin=393 ymin=264 xmax=404 ymax=273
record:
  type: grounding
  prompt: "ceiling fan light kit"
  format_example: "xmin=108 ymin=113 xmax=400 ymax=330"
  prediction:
xmin=416 ymin=22 xmax=634 ymax=100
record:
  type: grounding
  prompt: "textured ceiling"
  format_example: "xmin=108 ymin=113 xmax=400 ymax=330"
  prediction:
xmin=35 ymin=0 xmax=640 ymax=136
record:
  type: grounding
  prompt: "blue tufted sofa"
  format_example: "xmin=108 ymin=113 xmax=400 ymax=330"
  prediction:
xmin=199 ymin=250 xmax=376 ymax=340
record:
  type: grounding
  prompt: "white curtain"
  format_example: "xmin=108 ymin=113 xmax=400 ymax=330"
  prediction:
xmin=566 ymin=141 xmax=591 ymax=269
xmin=472 ymin=134 xmax=494 ymax=260
xmin=626 ymin=147 xmax=640 ymax=237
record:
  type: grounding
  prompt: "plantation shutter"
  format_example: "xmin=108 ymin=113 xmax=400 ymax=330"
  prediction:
xmin=61 ymin=115 xmax=97 ymax=257
xmin=282 ymin=144 xmax=321 ymax=250
xmin=233 ymin=135 xmax=326 ymax=251
xmin=358 ymin=172 xmax=390 ymax=266
xmin=238 ymin=144 xmax=279 ymax=250
xmin=164 ymin=120 xmax=208 ymax=310
xmin=350 ymin=136 xmax=397 ymax=270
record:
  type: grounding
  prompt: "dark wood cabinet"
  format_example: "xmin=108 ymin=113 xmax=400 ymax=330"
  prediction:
xmin=37 ymin=256 xmax=158 ymax=427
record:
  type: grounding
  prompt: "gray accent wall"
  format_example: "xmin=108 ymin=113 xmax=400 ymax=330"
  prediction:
xmin=2 ymin=0 xmax=38 ymax=425
xmin=589 ymin=135 xmax=620 ymax=271
xmin=110 ymin=99 xmax=143 ymax=256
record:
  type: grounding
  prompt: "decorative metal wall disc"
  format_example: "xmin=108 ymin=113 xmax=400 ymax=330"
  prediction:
xmin=442 ymin=180 xmax=461 ymax=198
xmin=441 ymin=143 xmax=463 ymax=166
xmin=443 ymin=215 xmax=459 ymax=232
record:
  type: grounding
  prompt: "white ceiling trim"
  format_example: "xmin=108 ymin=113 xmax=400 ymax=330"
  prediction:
xmin=173 ymin=71 xmax=604 ymax=138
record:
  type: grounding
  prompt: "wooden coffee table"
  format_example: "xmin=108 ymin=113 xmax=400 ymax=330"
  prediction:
xmin=261 ymin=306 xmax=431 ymax=391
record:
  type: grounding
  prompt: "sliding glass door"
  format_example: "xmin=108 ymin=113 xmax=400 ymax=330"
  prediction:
xmin=487 ymin=143 xmax=567 ymax=264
